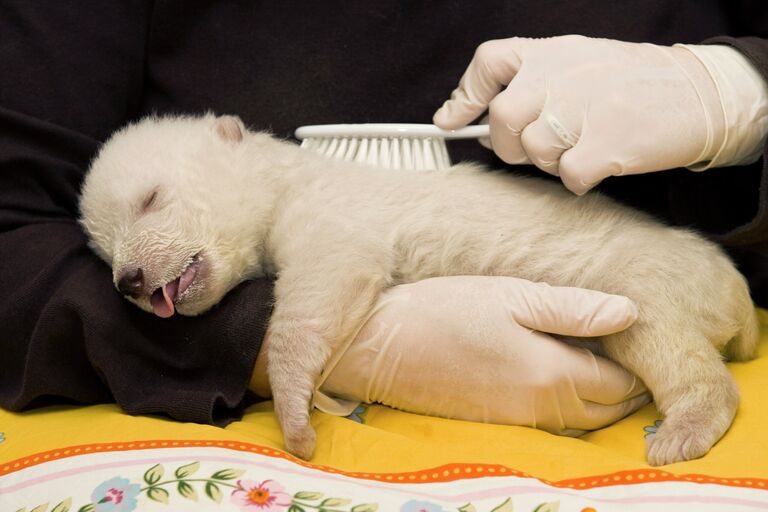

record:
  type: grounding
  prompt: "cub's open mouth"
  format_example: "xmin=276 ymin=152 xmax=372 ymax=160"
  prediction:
xmin=150 ymin=254 xmax=201 ymax=318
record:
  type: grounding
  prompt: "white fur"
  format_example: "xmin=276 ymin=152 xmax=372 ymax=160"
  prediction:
xmin=80 ymin=114 xmax=758 ymax=465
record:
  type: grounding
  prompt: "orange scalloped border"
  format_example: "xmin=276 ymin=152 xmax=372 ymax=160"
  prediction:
xmin=2 ymin=439 xmax=767 ymax=491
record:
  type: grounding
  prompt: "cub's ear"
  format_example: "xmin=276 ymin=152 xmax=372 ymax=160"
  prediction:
xmin=213 ymin=115 xmax=245 ymax=143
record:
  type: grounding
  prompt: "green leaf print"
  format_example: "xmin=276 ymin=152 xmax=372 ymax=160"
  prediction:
xmin=174 ymin=461 xmax=200 ymax=478
xmin=351 ymin=504 xmax=379 ymax=512
xmin=177 ymin=480 xmax=197 ymax=501
xmin=321 ymin=497 xmax=351 ymax=507
xmin=211 ymin=468 xmax=246 ymax=480
xmin=490 ymin=498 xmax=514 ymax=512
xmin=143 ymin=464 xmax=164 ymax=485
xmin=294 ymin=491 xmax=324 ymax=500
xmin=50 ymin=499 xmax=71 ymax=512
xmin=205 ymin=481 xmax=223 ymax=503
xmin=146 ymin=486 xmax=170 ymax=504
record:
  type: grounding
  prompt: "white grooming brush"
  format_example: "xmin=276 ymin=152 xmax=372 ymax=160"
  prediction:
xmin=294 ymin=123 xmax=489 ymax=170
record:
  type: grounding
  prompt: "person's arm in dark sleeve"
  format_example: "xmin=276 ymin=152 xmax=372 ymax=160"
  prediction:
xmin=0 ymin=2 xmax=273 ymax=425
xmin=685 ymin=5 xmax=768 ymax=304
xmin=678 ymin=36 xmax=768 ymax=247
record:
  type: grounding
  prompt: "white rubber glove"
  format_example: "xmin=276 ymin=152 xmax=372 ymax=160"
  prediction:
xmin=434 ymin=35 xmax=768 ymax=195
xmin=315 ymin=276 xmax=650 ymax=436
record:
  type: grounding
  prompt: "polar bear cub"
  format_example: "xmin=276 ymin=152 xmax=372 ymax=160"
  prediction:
xmin=79 ymin=114 xmax=758 ymax=465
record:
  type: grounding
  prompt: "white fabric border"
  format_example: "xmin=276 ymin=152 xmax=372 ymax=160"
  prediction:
xmin=2 ymin=447 xmax=768 ymax=511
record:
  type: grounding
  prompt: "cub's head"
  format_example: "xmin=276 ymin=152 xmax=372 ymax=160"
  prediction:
xmin=79 ymin=113 xmax=273 ymax=317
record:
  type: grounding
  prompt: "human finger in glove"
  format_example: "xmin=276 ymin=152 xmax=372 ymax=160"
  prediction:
xmin=285 ymin=276 xmax=650 ymax=435
xmin=434 ymin=35 xmax=768 ymax=195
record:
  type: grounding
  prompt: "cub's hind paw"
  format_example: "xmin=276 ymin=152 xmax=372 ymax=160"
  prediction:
xmin=646 ymin=421 xmax=714 ymax=466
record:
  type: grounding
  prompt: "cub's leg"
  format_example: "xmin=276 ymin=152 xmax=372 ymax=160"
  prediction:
xmin=267 ymin=256 xmax=389 ymax=459
xmin=603 ymin=320 xmax=739 ymax=466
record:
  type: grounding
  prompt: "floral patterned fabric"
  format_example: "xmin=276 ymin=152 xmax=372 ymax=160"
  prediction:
xmin=4 ymin=444 xmax=768 ymax=511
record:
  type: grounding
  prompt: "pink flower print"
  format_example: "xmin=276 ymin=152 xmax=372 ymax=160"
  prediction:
xmin=91 ymin=477 xmax=141 ymax=512
xmin=231 ymin=479 xmax=292 ymax=511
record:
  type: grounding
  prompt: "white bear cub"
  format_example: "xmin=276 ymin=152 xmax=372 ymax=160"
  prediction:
xmin=79 ymin=114 xmax=758 ymax=465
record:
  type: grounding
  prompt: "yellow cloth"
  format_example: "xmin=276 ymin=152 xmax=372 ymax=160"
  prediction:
xmin=2 ymin=310 xmax=767 ymax=484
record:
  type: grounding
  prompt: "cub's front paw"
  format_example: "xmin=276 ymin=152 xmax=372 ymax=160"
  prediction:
xmin=283 ymin=421 xmax=317 ymax=460
xmin=276 ymin=399 xmax=316 ymax=459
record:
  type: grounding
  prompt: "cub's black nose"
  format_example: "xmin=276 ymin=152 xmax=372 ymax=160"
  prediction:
xmin=117 ymin=268 xmax=144 ymax=297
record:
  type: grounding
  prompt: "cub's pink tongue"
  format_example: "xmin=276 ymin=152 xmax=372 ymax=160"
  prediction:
xmin=150 ymin=284 xmax=175 ymax=318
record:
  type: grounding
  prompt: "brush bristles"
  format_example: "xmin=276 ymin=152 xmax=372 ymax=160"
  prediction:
xmin=300 ymin=136 xmax=452 ymax=170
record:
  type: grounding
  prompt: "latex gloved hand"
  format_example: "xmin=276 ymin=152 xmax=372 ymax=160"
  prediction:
xmin=315 ymin=276 xmax=650 ymax=436
xmin=434 ymin=35 xmax=768 ymax=195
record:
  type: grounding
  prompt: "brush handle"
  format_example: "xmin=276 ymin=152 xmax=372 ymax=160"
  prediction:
xmin=295 ymin=123 xmax=489 ymax=140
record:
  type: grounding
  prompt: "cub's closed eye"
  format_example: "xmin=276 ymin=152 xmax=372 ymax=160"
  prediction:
xmin=141 ymin=189 xmax=159 ymax=212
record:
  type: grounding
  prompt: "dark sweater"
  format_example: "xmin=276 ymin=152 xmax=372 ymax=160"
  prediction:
xmin=1 ymin=1 xmax=767 ymax=425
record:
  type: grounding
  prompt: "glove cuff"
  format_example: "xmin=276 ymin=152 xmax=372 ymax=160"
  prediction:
xmin=676 ymin=43 xmax=768 ymax=171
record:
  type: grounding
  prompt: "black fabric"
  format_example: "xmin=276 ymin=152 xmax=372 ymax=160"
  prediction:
xmin=1 ymin=0 xmax=767 ymax=423
xmin=0 ymin=2 xmax=273 ymax=425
